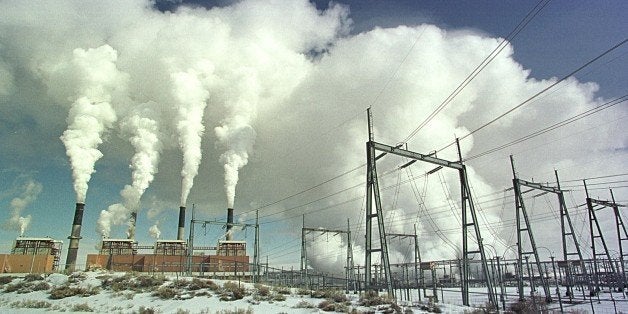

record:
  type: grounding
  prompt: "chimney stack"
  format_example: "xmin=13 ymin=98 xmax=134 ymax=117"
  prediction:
xmin=177 ymin=206 xmax=186 ymax=240
xmin=65 ymin=202 xmax=84 ymax=271
xmin=127 ymin=212 xmax=137 ymax=239
xmin=226 ymin=208 xmax=234 ymax=241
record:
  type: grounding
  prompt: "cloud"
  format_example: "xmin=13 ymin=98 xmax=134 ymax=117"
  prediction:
xmin=0 ymin=0 xmax=624 ymax=272
xmin=4 ymin=179 xmax=42 ymax=236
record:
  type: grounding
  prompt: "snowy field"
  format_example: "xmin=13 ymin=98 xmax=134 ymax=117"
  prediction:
xmin=0 ymin=271 xmax=627 ymax=313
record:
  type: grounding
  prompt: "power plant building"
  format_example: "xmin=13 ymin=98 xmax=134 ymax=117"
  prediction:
xmin=86 ymin=239 xmax=250 ymax=274
xmin=1 ymin=237 xmax=63 ymax=273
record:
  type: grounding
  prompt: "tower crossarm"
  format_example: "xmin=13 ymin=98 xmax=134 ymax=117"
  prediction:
xmin=371 ymin=142 xmax=463 ymax=170
xmin=516 ymin=179 xmax=562 ymax=194
xmin=589 ymin=198 xmax=626 ymax=208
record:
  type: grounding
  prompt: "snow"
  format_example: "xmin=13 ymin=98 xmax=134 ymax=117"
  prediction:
xmin=0 ymin=271 xmax=626 ymax=313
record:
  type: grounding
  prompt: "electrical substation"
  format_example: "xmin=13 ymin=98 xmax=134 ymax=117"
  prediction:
xmin=2 ymin=110 xmax=626 ymax=312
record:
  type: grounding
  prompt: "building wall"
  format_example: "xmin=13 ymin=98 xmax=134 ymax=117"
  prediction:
xmin=0 ymin=254 xmax=55 ymax=273
xmin=86 ymin=254 xmax=250 ymax=273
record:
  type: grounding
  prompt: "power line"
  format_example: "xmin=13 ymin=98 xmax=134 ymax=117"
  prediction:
xmin=438 ymin=38 xmax=628 ymax=152
xmin=402 ymin=0 xmax=552 ymax=144
xmin=464 ymin=94 xmax=628 ymax=161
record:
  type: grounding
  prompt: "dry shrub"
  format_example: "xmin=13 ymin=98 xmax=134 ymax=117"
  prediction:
xmin=274 ymin=286 xmax=291 ymax=295
xmin=11 ymin=299 xmax=52 ymax=309
xmin=294 ymin=300 xmax=315 ymax=308
xmin=49 ymin=285 xmax=99 ymax=299
xmin=0 ymin=276 xmax=15 ymax=285
xmin=189 ymin=278 xmax=217 ymax=291
xmin=359 ymin=290 xmax=395 ymax=306
xmin=215 ymin=308 xmax=253 ymax=314
xmin=138 ymin=306 xmax=156 ymax=314
xmin=510 ymin=297 xmax=547 ymax=313
xmin=318 ymin=300 xmax=336 ymax=312
xmin=254 ymin=283 xmax=270 ymax=297
xmin=24 ymin=274 xmax=44 ymax=282
xmin=152 ymin=286 xmax=178 ymax=300
xmin=220 ymin=281 xmax=247 ymax=301
xmin=72 ymin=303 xmax=93 ymax=312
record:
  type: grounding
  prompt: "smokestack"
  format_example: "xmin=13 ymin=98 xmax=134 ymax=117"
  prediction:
xmin=127 ymin=211 xmax=137 ymax=239
xmin=177 ymin=206 xmax=186 ymax=241
xmin=226 ymin=207 xmax=234 ymax=241
xmin=65 ymin=202 xmax=84 ymax=271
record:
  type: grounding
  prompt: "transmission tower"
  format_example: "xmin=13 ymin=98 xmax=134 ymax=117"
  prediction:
xmin=584 ymin=182 xmax=625 ymax=292
xmin=555 ymin=170 xmax=590 ymax=297
xmin=509 ymin=155 xmax=552 ymax=302
xmin=300 ymin=220 xmax=356 ymax=292
xmin=364 ymin=108 xmax=496 ymax=306
xmin=386 ymin=224 xmax=422 ymax=302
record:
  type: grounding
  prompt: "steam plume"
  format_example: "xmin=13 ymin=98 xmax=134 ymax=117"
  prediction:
xmin=5 ymin=180 xmax=42 ymax=236
xmin=149 ymin=223 xmax=161 ymax=239
xmin=97 ymin=104 xmax=163 ymax=239
xmin=172 ymin=68 xmax=210 ymax=206
xmin=59 ymin=45 xmax=128 ymax=203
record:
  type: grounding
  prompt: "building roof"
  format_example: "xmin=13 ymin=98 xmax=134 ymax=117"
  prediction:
xmin=15 ymin=237 xmax=55 ymax=241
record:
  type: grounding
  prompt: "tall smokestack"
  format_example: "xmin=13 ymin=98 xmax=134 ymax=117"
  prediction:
xmin=127 ymin=211 xmax=137 ymax=239
xmin=177 ymin=206 xmax=186 ymax=241
xmin=65 ymin=202 xmax=84 ymax=271
xmin=226 ymin=207 xmax=234 ymax=241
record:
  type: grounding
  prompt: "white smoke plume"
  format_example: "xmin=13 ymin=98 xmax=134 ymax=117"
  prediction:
xmin=172 ymin=68 xmax=210 ymax=207
xmin=149 ymin=223 xmax=161 ymax=240
xmin=0 ymin=1 xmax=624 ymax=274
xmin=5 ymin=180 xmax=42 ymax=236
xmin=58 ymin=45 xmax=128 ymax=203
xmin=216 ymin=122 xmax=255 ymax=209
xmin=97 ymin=103 xmax=163 ymax=239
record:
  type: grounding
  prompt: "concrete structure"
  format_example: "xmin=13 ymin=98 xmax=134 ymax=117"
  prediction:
xmin=86 ymin=240 xmax=250 ymax=273
xmin=1 ymin=237 xmax=63 ymax=273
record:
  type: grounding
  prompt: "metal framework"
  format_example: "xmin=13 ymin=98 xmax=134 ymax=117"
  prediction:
xmin=364 ymin=108 xmax=496 ymax=306
xmin=186 ymin=206 xmax=259 ymax=281
xmin=386 ymin=224 xmax=422 ymax=302
xmin=555 ymin=171 xmax=591 ymax=297
xmin=300 ymin=219 xmax=356 ymax=292
xmin=584 ymin=182 xmax=626 ymax=292
xmin=509 ymin=155 xmax=552 ymax=302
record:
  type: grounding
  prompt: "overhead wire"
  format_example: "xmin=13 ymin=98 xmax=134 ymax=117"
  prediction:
xmin=464 ymin=94 xmax=628 ymax=161
xmin=402 ymin=0 xmax=552 ymax=144
xmin=438 ymin=38 xmax=628 ymax=153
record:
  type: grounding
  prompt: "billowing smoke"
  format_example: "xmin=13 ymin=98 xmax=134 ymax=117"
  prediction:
xmin=149 ymin=223 xmax=161 ymax=240
xmin=4 ymin=180 xmax=42 ymax=236
xmin=172 ymin=69 xmax=210 ymax=207
xmin=57 ymin=45 xmax=128 ymax=203
xmin=214 ymin=78 xmax=258 ymax=208
xmin=97 ymin=104 xmax=163 ymax=238
xmin=0 ymin=0 xmax=625 ymax=273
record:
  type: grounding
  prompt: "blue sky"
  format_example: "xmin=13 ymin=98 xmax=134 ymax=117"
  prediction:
xmin=0 ymin=0 xmax=626 ymax=269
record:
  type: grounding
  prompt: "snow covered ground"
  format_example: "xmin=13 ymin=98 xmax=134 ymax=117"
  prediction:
xmin=0 ymin=271 xmax=626 ymax=313
xmin=0 ymin=271 xmax=471 ymax=313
